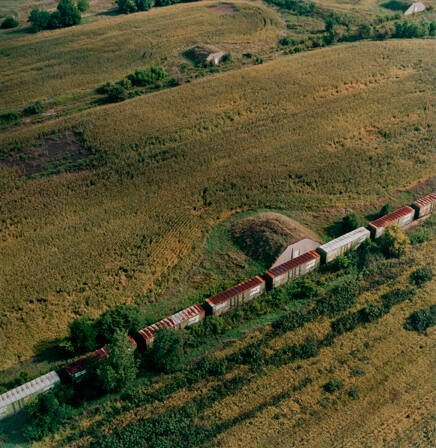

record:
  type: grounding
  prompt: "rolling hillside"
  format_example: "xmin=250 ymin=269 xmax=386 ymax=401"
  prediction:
xmin=0 ymin=39 xmax=434 ymax=370
xmin=0 ymin=1 xmax=282 ymax=108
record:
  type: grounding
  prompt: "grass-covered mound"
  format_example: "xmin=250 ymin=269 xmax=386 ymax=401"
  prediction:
xmin=230 ymin=212 xmax=309 ymax=266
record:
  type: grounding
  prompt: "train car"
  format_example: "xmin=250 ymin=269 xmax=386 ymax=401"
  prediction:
xmin=368 ymin=206 xmax=415 ymax=239
xmin=0 ymin=371 xmax=60 ymax=419
xmin=135 ymin=304 xmax=205 ymax=349
xmin=63 ymin=346 xmax=110 ymax=382
xmin=411 ymin=192 xmax=436 ymax=219
xmin=317 ymin=227 xmax=370 ymax=263
xmin=264 ymin=250 xmax=320 ymax=290
xmin=205 ymin=276 xmax=265 ymax=316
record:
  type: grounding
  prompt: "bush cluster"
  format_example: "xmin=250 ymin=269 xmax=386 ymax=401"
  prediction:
xmin=29 ymin=0 xmax=81 ymax=32
xmin=116 ymin=0 xmax=191 ymax=14
xmin=1 ymin=16 xmax=19 ymax=29
xmin=96 ymin=66 xmax=167 ymax=102
xmin=409 ymin=266 xmax=433 ymax=287
xmin=404 ymin=305 xmax=436 ymax=333
xmin=68 ymin=304 xmax=154 ymax=355
xmin=330 ymin=287 xmax=416 ymax=336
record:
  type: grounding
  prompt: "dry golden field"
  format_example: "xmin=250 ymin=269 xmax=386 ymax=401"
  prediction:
xmin=0 ymin=1 xmax=282 ymax=108
xmin=0 ymin=39 xmax=434 ymax=371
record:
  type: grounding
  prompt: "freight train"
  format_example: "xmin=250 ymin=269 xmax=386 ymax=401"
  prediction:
xmin=1 ymin=192 xmax=434 ymax=418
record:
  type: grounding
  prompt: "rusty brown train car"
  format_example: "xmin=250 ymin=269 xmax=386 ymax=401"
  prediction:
xmin=205 ymin=276 xmax=266 ymax=316
xmin=412 ymin=192 xmax=436 ymax=219
xmin=264 ymin=250 xmax=320 ymax=289
xmin=135 ymin=304 xmax=205 ymax=349
xmin=368 ymin=205 xmax=415 ymax=239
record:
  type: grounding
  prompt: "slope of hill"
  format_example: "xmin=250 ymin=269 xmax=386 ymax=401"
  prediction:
xmin=0 ymin=39 xmax=434 ymax=370
xmin=0 ymin=1 xmax=282 ymax=108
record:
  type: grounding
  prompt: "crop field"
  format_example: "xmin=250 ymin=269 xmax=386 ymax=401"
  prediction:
xmin=23 ymin=227 xmax=436 ymax=448
xmin=0 ymin=1 xmax=283 ymax=108
xmin=0 ymin=39 xmax=434 ymax=372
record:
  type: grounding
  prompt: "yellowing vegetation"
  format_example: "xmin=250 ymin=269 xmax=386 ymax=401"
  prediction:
xmin=0 ymin=1 xmax=282 ymax=108
xmin=0 ymin=39 xmax=435 ymax=369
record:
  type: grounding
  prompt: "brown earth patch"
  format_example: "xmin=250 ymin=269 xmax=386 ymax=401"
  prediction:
xmin=209 ymin=3 xmax=236 ymax=14
xmin=0 ymin=131 xmax=93 ymax=177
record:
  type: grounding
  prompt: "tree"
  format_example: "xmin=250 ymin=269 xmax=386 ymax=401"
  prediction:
xmin=24 ymin=391 xmax=72 ymax=441
xmin=341 ymin=213 xmax=365 ymax=232
xmin=136 ymin=0 xmax=154 ymax=10
xmin=77 ymin=0 xmax=90 ymax=12
xmin=95 ymin=304 xmax=150 ymax=343
xmin=69 ymin=318 xmax=97 ymax=354
xmin=94 ymin=330 xmax=138 ymax=392
xmin=378 ymin=203 xmax=393 ymax=217
xmin=325 ymin=18 xmax=335 ymax=32
xmin=1 ymin=16 xmax=19 ymax=29
xmin=106 ymin=84 xmax=128 ymax=102
xmin=116 ymin=0 xmax=138 ymax=13
xmin=357 ymin=23 xmax=371 ymax=39
xmin=151 ymin=327 xmax=186 ymax=373
xmin=28 ymin=9 xmax=51 ymax=32
xmin=380 ymin=225 xmax=409 ymax=257
xmin=57 ymin=0 xmax=81 ymax=27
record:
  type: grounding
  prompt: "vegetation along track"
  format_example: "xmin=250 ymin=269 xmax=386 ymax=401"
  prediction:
xmin=0 ymin=39 xmax=435 ymax=371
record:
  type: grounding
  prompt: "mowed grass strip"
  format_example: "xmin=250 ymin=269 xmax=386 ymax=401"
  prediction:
xmin=0 ymin=40 xmax=434 ymax=370
xmin=0 ymin=1 xmax=282 ymax=108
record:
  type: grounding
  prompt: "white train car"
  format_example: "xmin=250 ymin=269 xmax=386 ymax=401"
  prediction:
xmin=0 ymin=370 xmax=60 ymax=419
xmin=317 ymin=227 xmax=370 ymax=263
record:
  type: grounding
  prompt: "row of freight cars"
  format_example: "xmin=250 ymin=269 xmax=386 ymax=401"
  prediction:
xmin=1 ymin=192 xmax=434 ymax=418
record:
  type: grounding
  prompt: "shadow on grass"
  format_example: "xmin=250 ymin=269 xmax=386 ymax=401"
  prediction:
xmin=32 ymin=338 xmax=72 ymax=365
xmin=0 ymin=411 xmax=28 ymax=447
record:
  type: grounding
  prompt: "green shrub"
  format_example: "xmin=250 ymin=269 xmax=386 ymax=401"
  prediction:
xmin=359 ymin=302 xmax=386 ymax=322
xmin=23 ymin=101 xmax=45 ymax=115
xmin=378 ymin=203 xmax=393 ymax=217
xmin=381 ymin=288 xmax=415 ymax=310
xmin=1 ymin=16 xmax=19 ymax=29
xmin=409 ymin=228 xmax=431 ymax=245
xmin=24 ymin=389 xmax=73 ymax=441
xmin=316 ymin=277 xmax=360 ymax=317
xmin=331 ymin=312 xmax=359 ymax=335
xmin=77 ymin=0 xmax=90 ymax=12
xmin=279 ymin=36 xmax=293 ymax=46
xmin=69 ymin=318 xmax=97 ymax=355
xmin=106 ymin=84 xmax=128 ymax=102
xmin=323 ymin=379 xmax=343 ymax=393
xmin=380 ymin=225 xmax=409 ymax=258
xmin=341 ymin=213 xmax=365 ymax=232
xmin=404 ymin=305 xmax=436 ymax=333
xmin=0 ymin=112 xmax=20 ymax=124
xmin=150 ymin=327 xmax=186 ymax=373
xmin=410 ymin=266 xmax=433 ymax=287
xmin=127 ymin=66 xmax=166 ymax=87
xmin=347 ymin=387 xmax=359 ymax=400
xmin=28 ymin=9 xmax=51 ymax=31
